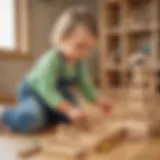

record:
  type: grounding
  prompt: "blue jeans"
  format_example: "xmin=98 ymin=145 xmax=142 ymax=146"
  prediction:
xmin=2 ymin=82 xmax=78 ymax=133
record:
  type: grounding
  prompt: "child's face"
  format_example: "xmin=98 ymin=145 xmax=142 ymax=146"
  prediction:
xmin=61 ymin=24 xmax=97 ymax=60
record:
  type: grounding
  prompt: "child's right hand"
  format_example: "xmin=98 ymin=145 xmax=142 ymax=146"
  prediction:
xmin=67 ymin=108 xmax=88 ymax=122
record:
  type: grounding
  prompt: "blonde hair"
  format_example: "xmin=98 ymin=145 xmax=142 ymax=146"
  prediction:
xmin=50 ymin=6 xmax=97 ymax=46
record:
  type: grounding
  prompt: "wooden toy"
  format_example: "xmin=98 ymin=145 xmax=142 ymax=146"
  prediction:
xmin=124 ymin=50 xmax=160 ymax=140
xmin=125 ymin=120 xmax=149 ymax=140
xmin=18 ymin=140 xmax=41 ymax=158
xmin=127 ymin=53 xmax=151 ymax=118
xmin=42 ymin=109 xmax=126 ymax=160
xmin=149 ymin=107 xmax=160 ymax=137
xmin=95 ymin=126 xmax=126 ymax=153
xmin=149 ymin=120 xmax=160 ymax=137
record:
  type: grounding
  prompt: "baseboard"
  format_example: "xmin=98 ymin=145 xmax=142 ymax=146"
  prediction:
xmin=0 ymin=95 xmax=16 ymax=104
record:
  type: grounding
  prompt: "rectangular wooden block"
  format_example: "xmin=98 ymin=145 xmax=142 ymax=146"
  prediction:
xmin=18 ymin=141 xmax=41 ymax=158
xmin=81 ymin=123 xmax=126 ymax=154
xmin=42 ymin=121 xmax=126 ymax=159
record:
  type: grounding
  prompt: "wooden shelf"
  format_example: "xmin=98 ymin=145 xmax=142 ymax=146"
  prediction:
xmin=105 ymin=2 xmax=121 ymax=28
xmin=105 ymin=24 xmax=160 ymax=35
xmin=128 ymin=24 xmax=157 ymax=33
xmin=99 ymin=0 xmax=159 ymax=93
xmin=104 ymin=0 xmax=119 ymax=4
xmin=105 ymin=64 xmax=123 ymax=72
xmin=105 ymin=27 xmax=125 ymax=36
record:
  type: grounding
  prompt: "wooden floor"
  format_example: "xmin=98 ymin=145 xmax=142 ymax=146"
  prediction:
xmin=1 ymin=130 xmax=160 ymax=160
xmin=0 ymin=91 xmax=160 ymax=160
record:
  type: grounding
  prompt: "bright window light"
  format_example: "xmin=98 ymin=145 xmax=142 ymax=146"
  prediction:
xmin=0 ymin=0 xmax=15 ymax=49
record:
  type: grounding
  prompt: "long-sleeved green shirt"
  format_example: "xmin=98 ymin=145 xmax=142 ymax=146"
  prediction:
xmin=26 ymin=49 xmax=98 ymax=108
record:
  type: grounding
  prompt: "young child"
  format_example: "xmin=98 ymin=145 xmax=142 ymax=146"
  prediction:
xmin=0 ymin=6 xmax=112 ymax=133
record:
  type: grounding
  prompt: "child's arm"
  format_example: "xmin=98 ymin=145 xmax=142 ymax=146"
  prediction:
xmin=33 ymin=55 xmax=87 ymax=121
xmin=77 ymin=62 xmax=112 ymax=114
xmin=77 ymin=61 xmax=98 ymax=101
xmin=37 ymin=58 xmax=65 ymax=109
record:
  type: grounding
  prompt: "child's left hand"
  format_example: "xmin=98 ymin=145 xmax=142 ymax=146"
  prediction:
xmin=95 ymin=97 xmax=113 ymax=114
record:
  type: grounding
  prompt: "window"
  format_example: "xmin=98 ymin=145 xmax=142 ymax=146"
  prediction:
xmin=0 ymin=0 xmax=15 ymax=49
xmin=0 ymin=0 xmax=31 ymax=59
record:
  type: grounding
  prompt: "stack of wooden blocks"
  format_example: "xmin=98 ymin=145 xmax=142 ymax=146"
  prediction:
xmin=126 ymin=54 xmax=158 ymax=139
xmin=40 ymin=109 xmax=126 ymax=160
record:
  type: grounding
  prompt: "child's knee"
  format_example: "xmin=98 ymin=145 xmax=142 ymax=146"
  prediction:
xmin=16 ymin=111 xmax=45 ymax=133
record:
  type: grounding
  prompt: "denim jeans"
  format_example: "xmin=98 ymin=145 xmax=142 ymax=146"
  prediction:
xmin=2 ymin=81 xmax=78 ymax=133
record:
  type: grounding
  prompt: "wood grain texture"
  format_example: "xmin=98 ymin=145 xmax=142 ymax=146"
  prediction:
xmin=0 ymin=98 xmax=160 ymax=160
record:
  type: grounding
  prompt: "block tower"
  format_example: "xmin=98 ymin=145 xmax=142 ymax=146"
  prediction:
xmin=127 ymin=54 xmax=153 ymax=118
xmin=125 ymin=53 xmax=157 ymax=139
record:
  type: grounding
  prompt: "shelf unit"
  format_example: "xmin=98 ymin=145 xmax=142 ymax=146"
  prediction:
xmin=99 ymin=0 xmax=160 ymax=94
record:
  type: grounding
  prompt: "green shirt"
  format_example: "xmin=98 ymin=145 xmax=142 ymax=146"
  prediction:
xmin=26 ymin=49 xmax=98 ymax=109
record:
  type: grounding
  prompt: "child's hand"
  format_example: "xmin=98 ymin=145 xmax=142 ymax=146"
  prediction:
xmin=57 ymin=102 xmax=87 ymax=122
xmin=67 ymin=108 xmax=88 ymax=122
xmin=96 ymin=97 xmax=113 ymax=114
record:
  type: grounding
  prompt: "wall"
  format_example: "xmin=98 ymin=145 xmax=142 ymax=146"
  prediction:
xmin=0 ymin=0 xmax=98 ymax=98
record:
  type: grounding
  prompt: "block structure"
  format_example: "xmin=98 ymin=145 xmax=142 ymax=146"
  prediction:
xmin=42 ymin=109 xmax=126 ymax=160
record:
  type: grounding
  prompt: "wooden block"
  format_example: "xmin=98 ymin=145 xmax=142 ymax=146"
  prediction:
xmin=43 ymin=145 xmax=85 ymax=158
xmin=43 ymin=125 xmax=87 ymax=160
xmin=43 ymin=120 xmax=126 ymax=160
xmin=95 ymin=129 xmax=125 ymax=153
xmin=125 ymin=120 xmax=149 ymax=141
xmin=132 ymin=140 xmax=160 ymax=160
xmin=79 ymin=115 xmax=105 ymax=133
xmin=129 ymin=89 xmax=147 ymax=98
xmin=29 ymin=153 xmax=70 ymax=160
xmin=128 ymin=102 xmax=144 ymax=113
xmin=149 ymin=120 xmax=160 ymax=137
xmin=53 ymin=124 xmax=81 ymax=142
xmin=80 ymin=122 xmax=126 ymax=154
xmin=132 ymin=77 xmax=146 ymax=84
xmin=87 ymin=153 xmax=107 ymax=160
xmin=18 ymin=140 xmax=41 ymax=158
xmin=43 ymin=140 xmax=86 ymax=160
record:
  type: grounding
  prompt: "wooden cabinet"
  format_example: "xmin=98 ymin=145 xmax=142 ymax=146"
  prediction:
xmin=99 ymin=0 xmax=160 ymax=94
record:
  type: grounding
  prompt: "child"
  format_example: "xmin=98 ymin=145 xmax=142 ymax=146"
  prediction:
xmin=0 ymin=6 xmax=112 ymax=133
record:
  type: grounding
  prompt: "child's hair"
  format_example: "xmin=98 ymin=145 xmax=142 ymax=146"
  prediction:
xmin=51 ymin=6 xmax=97 ymax=46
